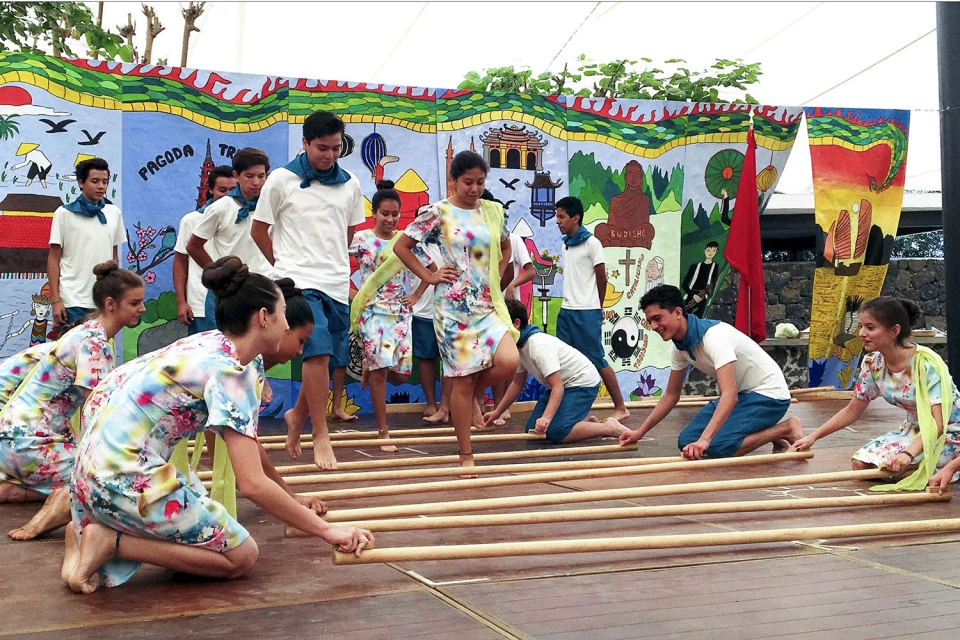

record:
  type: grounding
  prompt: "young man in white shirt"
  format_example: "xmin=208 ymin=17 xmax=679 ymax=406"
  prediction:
xmin=483 ymin=299 xmax=629 ymax=443
xmin=251 ymin=111 xmax=365 ymax=470
xmin=555 ymin=196 xmax=629 ymax=421
xmin=48 ymin=157 xmax=126 ymax=327
xmin=173 ymin=165 xmax=235 ymax=334
xmin=619 ymin=284 xmax=803 ymax=458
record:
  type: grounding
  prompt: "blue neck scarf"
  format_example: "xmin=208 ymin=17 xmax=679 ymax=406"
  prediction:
xmin=197 ymin=198 xmax=212 ymax=214
xmin=63 ymin=195 xmax=107 ymax=224
xmin=673 ymin=314 xmax=720 ymax=361
xmin=226 ymin=186 xmax=258 ymax=224
xmin=285 ymin=153 xmax=350 ymax=188
xmin=562 ymin=225 xmax=592 ymax=248
xmin=517 ymin=324 xmax=542 ymax=349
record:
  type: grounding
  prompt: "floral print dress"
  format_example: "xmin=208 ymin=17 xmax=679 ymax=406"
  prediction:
xmin=852 ymin=350 xmax=960 ymax=470
xmin=71 ymin=331 xmax=261 ymax=587
xmin=0 ymin=321 xmax=113 ymax=494
xmin=0 ymin=342 xmax=56 ymax=412
xmin=352 ymin=229 xmax=428 ymax=374
xmin=403 ymin=201 xmax=510 ymax=377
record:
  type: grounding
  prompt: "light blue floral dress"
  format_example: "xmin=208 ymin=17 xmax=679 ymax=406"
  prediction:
xmin=852 ymin=350 xmax=960 ymax=470
xmin=352 ymin=229 xmax=428 ymax=374
xmin=0 ymin=321 xmax=113 ymax=494
xmin=0 ymin=342 xmax=56 ymax=412
xmin=71 ymin=331 xmax=261 ymax=587
xmin=403 ymin=201 xmax=510 ymax=377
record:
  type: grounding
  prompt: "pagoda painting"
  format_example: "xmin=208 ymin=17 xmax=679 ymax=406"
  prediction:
xmin=526 ymin=171 xmax=562 ymax=227
xmin=480 ymin=124 xmax=546 ymax=171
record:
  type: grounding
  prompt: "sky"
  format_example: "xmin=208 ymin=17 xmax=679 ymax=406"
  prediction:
xmin=92 ymin=1 xmax=942 ymax=197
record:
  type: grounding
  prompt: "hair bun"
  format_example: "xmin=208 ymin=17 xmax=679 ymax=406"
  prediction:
xmin=202 ymin=255 xmax=249 ymax=298
xmin=92 ymin=260 xmax=120 ymax=279
xmin=273 ymin=277 xmax=303 ymax=300
xmin=901 ymin=299 xmax=922 ymax=328
xmin=376 ymin=180 xmax=395 ymax=191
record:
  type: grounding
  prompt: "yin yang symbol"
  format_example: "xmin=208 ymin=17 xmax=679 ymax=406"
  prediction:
xmin=610 ymin=315 xmax=641 ymax=359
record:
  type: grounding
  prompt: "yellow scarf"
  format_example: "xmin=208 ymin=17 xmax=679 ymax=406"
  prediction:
xmin=350 ymin=199 xmax=519 ymax=343
xmin=871 ymin=345 xmax=951 ymax=492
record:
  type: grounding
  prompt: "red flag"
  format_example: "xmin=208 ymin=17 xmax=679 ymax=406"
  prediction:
xmin=723 ymin=125 xmax=766 ymax=342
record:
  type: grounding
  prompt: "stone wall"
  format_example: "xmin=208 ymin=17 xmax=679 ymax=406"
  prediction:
xmin=708 ymin=258 xmax=947 ymax=336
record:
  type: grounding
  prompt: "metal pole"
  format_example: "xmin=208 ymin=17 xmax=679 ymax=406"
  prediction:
xmin=938 ymin=2 xmax=960 ymax=376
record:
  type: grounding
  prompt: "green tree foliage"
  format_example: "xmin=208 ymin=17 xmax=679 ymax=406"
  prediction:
xmin=459 ymin=55 xmax=762 ymax=104
xmin=0 ymin=2 xmax=133 ymax=61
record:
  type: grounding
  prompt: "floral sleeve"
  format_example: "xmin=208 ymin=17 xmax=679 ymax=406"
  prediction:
xmin=74 ymin=331 xmax=115 ymax=390
xmin=853 ymin=353 xmax=881 ymax=402
xmin=413 ymin=241 xmax=433 ymax=267
xmin=404 ymin=203 xmax=441 ymax=245
xmin=922 ymin=359 xmax=943 ymax=406
xmin=203 ymin=364 xmax=261 ymax=438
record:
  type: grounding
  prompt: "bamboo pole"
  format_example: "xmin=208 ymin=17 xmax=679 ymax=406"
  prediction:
xmin=296 ymin=452 xmax=815 ymax=501
xmin=195 ymin=442 xmax=636 ymax=480
xmin=790 ymin=386 xmax=837 ymax=396
xmin=255 ymin=432 xmax=546 ymax=451
xmin=332 ymin=514 xmax=960 ymax=564
xmin=288 ymin=491 xmax=950 ymax=536
xmin=269 ymin=452 xmax=809 ymax=486
xmin=321 ymin=468 xmax=894 ymax=522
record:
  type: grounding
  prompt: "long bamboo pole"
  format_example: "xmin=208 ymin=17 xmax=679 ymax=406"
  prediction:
xmin=270 ymin=452 xmax=811 ymax=486
xmin=332 ymin=515 xmax=960 ymax=564
xmin=287 ymin=491 xmax=949 ymax=536
xmin=254 ymin=432 xmax=545 ymax=451
xmin=296 ymin=452 xmax=815 ymax=501
xmin=195 ymin=442 xmax=637 ymax=480
xmin=321 ymin=468 xmax=894 ymax=522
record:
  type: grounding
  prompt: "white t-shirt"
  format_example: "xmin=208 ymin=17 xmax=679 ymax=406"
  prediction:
xmin=191 ymin=195 xmax=275 ymax=279
xmin=49 ymin=204 xmax=126 ymax=309
xmin=253 ymin=167 xmax=365 ymax=304
xmin=174 ymin=211 xmax=207 ymax=317
xmin=560 ymin=235 xmax=604 ymax=310
xmin=409 ymin=242 xmax=443 ymax=319
xmin=519 ymin=331 xmax=602 ymax=389
xmin=505 ymin=233 xmax=533 ymax=300
xmin=670 ymin=322 xmax=790 ymax=401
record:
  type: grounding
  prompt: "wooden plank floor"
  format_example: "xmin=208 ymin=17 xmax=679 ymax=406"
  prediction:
xmin=4 ymin=398 xmax=960 ymax=638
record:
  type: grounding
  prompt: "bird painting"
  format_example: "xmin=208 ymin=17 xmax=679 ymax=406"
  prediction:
xmin=38 ymin=118 xmax=76 ymax=133
xmin=499 ymin=178 xmax=520 ymax=190
xmin=78 ymin=130 xmax=105 ymax=145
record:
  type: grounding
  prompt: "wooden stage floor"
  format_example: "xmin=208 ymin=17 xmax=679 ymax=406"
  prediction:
xmin=4 ymin=398 xmax=960 ymax=639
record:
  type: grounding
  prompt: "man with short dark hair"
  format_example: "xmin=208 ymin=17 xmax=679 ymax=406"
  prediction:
xmin=620 ymin=284 xmax=802 ymax=459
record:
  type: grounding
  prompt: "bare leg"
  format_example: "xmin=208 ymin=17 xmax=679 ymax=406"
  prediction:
xmin=283 ymin=388 xmax=310 ymax=458
xmin=8 ymin=487 xmax=72 ymax=540
xmin=734 ymin=416 xmax=804 ymax=457
xmin=418 ymin=357 xmax=438 ymax=415
xmin=68 ymin=522 xmax=259 ymax=594
xmin=61 ymin=520 xmax=81 ymax=584
xmin=330 ymin=366 xmax=356 ymax=421
xmin=598 ymin=365 xmax=630 ymax=421
xmin=369 ymin=368 xmax=398 ymax=453
xmin=424 ymin=377 xmax=451 ymax=424
xmin=491 ymin=381 xmax=510 ymax=426
xmin=562 ymin=417 xmax=631 ymax=443
xmin=301 ymin=355 xmax=338 ymax=470
xmin=0 ymin=482 xmax=45 ymax=503
xmin=450 ymin=376 xmax=479 ymax=477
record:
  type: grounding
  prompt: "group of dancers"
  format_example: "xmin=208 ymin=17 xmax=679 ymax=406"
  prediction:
xmin=0 ymin=109 xmax=958 ymax=595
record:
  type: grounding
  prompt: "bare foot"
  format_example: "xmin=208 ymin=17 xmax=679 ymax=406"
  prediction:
xmin=472 ymin=403 xmax=484 ymax=430
xmin=69 ymin=523 xmax=116 ymax=594
xmin=0 ymin=482 xmax=43 ymax=503
xmin=422 ymin=404 xmax=438 ymax=417
xmin=378 ymin=430 xmax=398 ymax=454
xmin=313 ymin=436 xmax=338 ymax=470
xmin=284 ymin=409 xmax=304 ymax=459
xmin=492 ymin=417 xmax=506 ymax=427
xmin=587 ymin=415 xmax=602 ymax=423
xmin=784 ymin=416 xmax=804 ymax=444
xmin=601 ymin=417 xmax=631 ymax=438
xmin=331 ymin=408 xmax=358 ymax=422
xmin=458 ymin=453 xmax=478 ymax=479
xmin=62 ymin=521 xmax=80 ymax=584
xmin=8 ymin=488 xmax=71 ymax=540
xmin=611 ymin=407 xmax=631 ymax=421
xmin=423 ymin=409 xmax=450 ymax=424
xmin=772 ymin=439 xmax=791 ymax=454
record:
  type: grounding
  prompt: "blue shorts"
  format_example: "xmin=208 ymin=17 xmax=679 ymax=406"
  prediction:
xmin=65 ymin=307 xmax=92 ymax=325
xmin=203 ymin=288 xmax=217 ymax=325
xmin=556 ymin=308 xmax=608 ymax=369
xmin=189 ymin=314 xmax=217 ymax=335
xmin=330 ymin=330 xmax=351 ymax=370
xmin=525 ymin=383 xmax=601 ymax=444
xmin=412 ymin=316 xmax=439 ymax=360
xmin=678 ymin=392 xmax=792 ymax=458
xmin=302 ymin=289 xmax=349 ymax=361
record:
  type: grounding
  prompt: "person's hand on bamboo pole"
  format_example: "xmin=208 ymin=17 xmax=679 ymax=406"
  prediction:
xmin=295 ymin=495 xmax=329 ymax=515
xmin=930 ymin=457 xmax=960 ymax=494
xmin=682 ymin=437 xmax=711 ymax=460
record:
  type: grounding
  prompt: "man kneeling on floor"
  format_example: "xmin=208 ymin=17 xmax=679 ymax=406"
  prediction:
xmin=619 ymin=284 xmax=802 ymax=459
xmin=483 ymin=299 xmax=630 ymax=443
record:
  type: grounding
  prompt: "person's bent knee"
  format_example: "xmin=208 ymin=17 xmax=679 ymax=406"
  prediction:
xmin=226 ymin=538 xmax=259 ymax=579
xmin=851 ymin=459 xmax=874 ymax=471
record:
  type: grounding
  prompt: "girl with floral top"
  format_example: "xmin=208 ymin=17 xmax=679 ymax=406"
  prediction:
xmin=794 ymin=297 xmax=960 ymax=489
xmin=63 ymin=256 xmax=372 ymax=594
xmin=0 ymin=262 xmax=144 ymax=541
